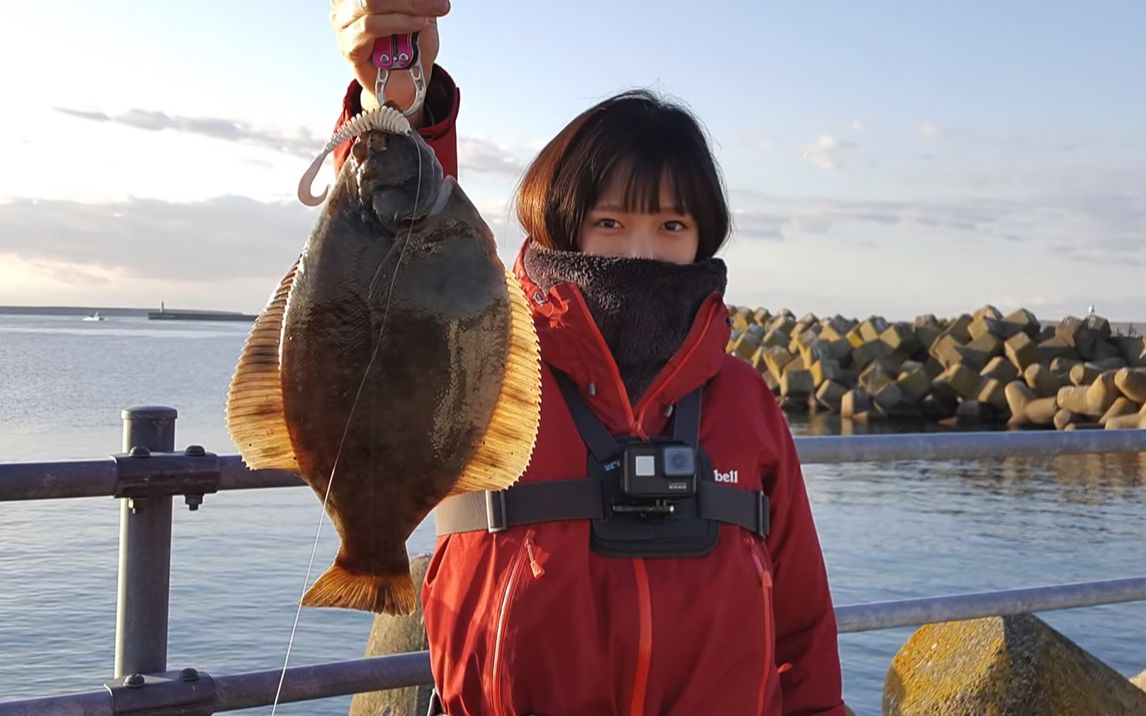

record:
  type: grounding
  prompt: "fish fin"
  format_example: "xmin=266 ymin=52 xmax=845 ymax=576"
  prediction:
xmin=224 ymin=260 xmax=302 ymax=473
xmin=302 ymin=564 xmax=416 ymax=616
xmin=448 ymin=270 xmax=543 ymax=496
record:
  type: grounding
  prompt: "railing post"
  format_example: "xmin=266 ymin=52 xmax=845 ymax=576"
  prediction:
xmin=114 ymin=406 xmax=177 ymax=679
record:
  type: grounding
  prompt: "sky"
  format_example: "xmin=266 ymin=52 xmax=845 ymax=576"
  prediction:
xmin=0 ymin=1 xmax=1143 ymax=321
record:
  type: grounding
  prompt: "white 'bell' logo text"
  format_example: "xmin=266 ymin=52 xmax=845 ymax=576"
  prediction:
xmin=714 ymin=469 xmax=739 ymax=484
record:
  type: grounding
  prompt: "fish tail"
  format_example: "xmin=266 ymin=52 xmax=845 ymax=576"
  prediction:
xmin=301 ymin=564 xmax=416 ymax=616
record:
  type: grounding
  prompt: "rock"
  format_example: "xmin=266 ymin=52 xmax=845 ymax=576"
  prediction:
xmin=761 ymin=328 xmax=790 ymax=349
xmin=972 ymin=303 xmax=1004 ymax=323
xmin=872 ymin=382 xmax=907 ymax=413
xmin=1115 ymin=368 xmax=1146 ymax=403
xmin=1002 ymin=308 xmax=1040 ymax=338
xmin=1113 ymin=336 xmax=1146 ymax=367
xmin=920 ymin=394 xmax=956 ymax=418
xmin=810 ymin=359 xmax=842 ymax=388
xmin=881 ymin=323 xmax=924 ymax=356
xmin=1026 ymin=396 xmax=1059 ymax=426
xmin=1069 ymin=363 xmax=1102 ymax=386
xmin=976 ymin=378 xmax=1009 ymax=413
xmin=820 ymin=315 xmax=855 ymax=342
xmin=859 ymin=316 xmax=889 ymax=343
xmin=962 ymin=333 xmax=1004 ymax=370
xmin=1004 ymin=331 xmax=1040 ymax=372
xmin=1057 ymin=386 xmax=1092 ymax=416
xmin=943 ymin=314 xmax=975 ymax=343
xmin=915 ymin=324 xmax=943 ymax=352
xmin=1038 ymin=336 xmax=1076 ymax=365
xmin=1133 ymin=668 xmax=1146 ymax=691
xmin=931 ymin=334 xmax=967 ymax=369
xmin=955 ymin=400 xmax=994 ymax=424
xmin=768 ymin=311 xmax=796 ymax=335
xmin=1085 ymin=371 xmax=1119 ymax=416
xmin=859 ymin=360 xmax=897 ymax=394
xmin=853 ymin=339 xmax=895 ymax=369
xmin=1005 ymin=381 xmax=1037 ymax=425
xmin=968 ymin=315 xmax=1003 ymax=340
xmin=1056 ymin=315 xmax=1087 ymax=346
xmin=1100 ymin=397 xmax=1140 ymax=426
xmin=752 ymin=307 xmax=771 ymax=327
xmin=1054 ymin=409 xmax=1077 ymax=431
xmin=1088 ymin=340 xmax=1125 ymax=363
xmin=761 ymin=368 xmax=780 ymax=394
xmin=1107 ymin=413 xmax=1146 ymax=430
xmin=932 ymin=364 xmax=981 ymax=403
xmin=1050 ymin=355 xmax=1083 ymax=376
xmin=349 ymin=554 xmax=435 ymax=716
xmin=762 ymin=346 xmax=795 ymax=383
xmin=1091 ymin=355 xmax=1128 ymax=371
xmin=731 ymin=309 xmax=752 ymax=333
xmin=840 ymin=388 xmax=872 ymax=419
xmin=731 ymin=332 xmax=762 ymax=360
xmin=780 ymin=369 xmax=815 ymax=398
xmin=882 ymin=613 xmax=1146 ymax=716
xmin=815 ymin=379 xmax=849 ymax=412
xmin=981 ymin=356 xmax=1019 ymax=384
xmin=896 ymin=369 xmax=933 ymax=403
xmin=1024 ymin=364 xmax=1068 ymax=398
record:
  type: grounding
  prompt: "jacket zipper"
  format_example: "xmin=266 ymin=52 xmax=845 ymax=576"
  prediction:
xmin=633 ymin=296 xmax=720 ymax=431
xmin=490 ymin=529 xmax=538 ymax=716
xmin=746 ymin=536 xmax=775 ymax=715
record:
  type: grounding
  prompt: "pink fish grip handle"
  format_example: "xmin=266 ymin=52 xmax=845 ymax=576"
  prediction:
xmin=371 ymin=33 xmax=420 ymax=71
xmin=369 ymin=33 xmax=426 ymax=117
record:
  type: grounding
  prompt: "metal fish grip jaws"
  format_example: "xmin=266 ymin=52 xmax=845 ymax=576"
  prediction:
xmin=372 ymin=33 xmax=426 ymax=118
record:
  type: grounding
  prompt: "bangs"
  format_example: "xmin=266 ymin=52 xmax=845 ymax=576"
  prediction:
xmin=600 ymin=147 xmax=702 ymax=218
xmin=516 ymin=89 xmax=731 ymax=258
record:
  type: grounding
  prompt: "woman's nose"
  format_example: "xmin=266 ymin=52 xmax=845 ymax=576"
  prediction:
xmin=627 ymin=229 xmax=657 ymax=259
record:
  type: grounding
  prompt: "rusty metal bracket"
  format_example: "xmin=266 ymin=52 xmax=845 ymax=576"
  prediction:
xmin=103 ymin=669 xmax=216 ymax=715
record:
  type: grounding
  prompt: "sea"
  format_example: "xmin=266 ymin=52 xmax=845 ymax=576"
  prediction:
xmin=1 ymin=313 xmax=1144 ymax=715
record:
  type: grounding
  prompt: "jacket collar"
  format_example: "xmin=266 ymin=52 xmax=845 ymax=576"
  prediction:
xmin=511 ymin=239 xmax=731 ymax=438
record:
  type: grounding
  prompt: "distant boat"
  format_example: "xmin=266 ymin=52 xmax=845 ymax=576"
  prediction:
xmin=82 ymin=311 xmax=104 ymax=322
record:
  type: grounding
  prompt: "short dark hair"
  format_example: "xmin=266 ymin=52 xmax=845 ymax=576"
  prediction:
xmin=515 ymin=89 xmax=731 ymax=260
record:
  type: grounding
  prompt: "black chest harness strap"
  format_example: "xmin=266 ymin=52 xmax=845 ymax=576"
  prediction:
xmin=434 ymin=371 xmax=770 ymax=548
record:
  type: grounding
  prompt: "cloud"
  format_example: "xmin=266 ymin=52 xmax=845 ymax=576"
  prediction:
xmin=0 ymin=194 xmax=533 ymax=306
xmin=0 ymin=196 xmax=311 ymax=285
xmin=458 ymin=137 xmax=530 ymax=177
xmin=728 ymin=179 xmax=1145 ymax=263
xmin=801 ymin=134 xmax=857 ymax=170
xmin=919 ymin=122 xmax=940 ymax=139
xmin=55 ymin=107 xmax=322 ymax=159
xmin=56 ymin=106 xmax=536 ymax=178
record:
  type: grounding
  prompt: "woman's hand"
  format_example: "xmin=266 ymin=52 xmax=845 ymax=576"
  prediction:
xmin=330 ymin=0 xmax=450 ymax=124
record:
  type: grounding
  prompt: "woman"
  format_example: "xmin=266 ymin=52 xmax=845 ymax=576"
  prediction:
xmin=329 ymin=3 xmax=845 ymax=714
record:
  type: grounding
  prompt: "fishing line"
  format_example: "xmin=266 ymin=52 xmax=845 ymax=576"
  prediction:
xmin=271 ymin=109 xmax=425 ymax=715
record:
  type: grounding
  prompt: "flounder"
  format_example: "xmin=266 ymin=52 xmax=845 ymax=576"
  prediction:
xmin=225 ymin=107 xmax=541 ymax=616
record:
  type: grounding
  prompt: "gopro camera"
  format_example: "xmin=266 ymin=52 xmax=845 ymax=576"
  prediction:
xmin=621 ymin=442 xmax=698 ymax=500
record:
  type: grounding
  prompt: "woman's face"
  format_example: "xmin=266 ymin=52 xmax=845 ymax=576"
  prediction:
xmin=577 ymin=172 xmax=699 ymax=264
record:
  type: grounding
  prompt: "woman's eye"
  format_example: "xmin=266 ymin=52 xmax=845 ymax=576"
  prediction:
xmin=664 ymin=220 xmax=687 ymax=231
xmin=596 ymin=218 xmax=620 ymax=229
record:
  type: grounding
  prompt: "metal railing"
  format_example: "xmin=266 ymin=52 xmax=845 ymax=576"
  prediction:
xmin=1 ymin=406 xmax=1144 ymax=715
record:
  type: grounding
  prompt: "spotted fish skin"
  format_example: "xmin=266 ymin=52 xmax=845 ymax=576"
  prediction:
xmin=226 ymin=126 xmax=541 ymax=615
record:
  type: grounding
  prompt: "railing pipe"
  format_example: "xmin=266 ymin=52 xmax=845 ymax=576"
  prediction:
xmin=835 ymin=575 xmax=1146 ymax=633
xmin=114 ymin=406 xmax=177 ymax=679
xmin=795 ymin=428 xmax=1146 ymax=464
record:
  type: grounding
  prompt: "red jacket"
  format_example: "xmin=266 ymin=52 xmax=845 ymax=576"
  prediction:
xmin=333 ymin=71 xmax=844 ymax=716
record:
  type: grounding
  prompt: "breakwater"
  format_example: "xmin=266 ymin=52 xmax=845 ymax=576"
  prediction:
xmin=727 ymin=305 xmax=1146 ymax=431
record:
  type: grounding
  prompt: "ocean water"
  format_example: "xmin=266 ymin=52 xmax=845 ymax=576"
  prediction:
xmin=1 ymin=313 xmax=1144 ymax=715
